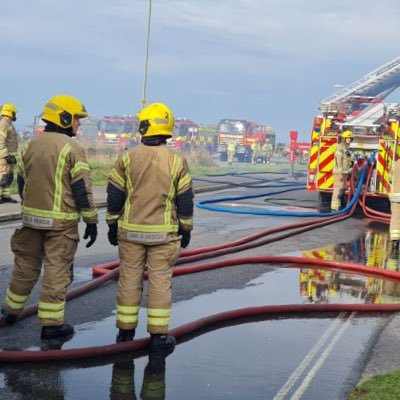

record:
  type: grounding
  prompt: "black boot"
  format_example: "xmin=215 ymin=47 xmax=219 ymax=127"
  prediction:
xmin=391 ymin=240 xmax=400 ymax=258
xmin=1 ymin=197 xmax=17 ymax=203
xmin=41 ymin=323 xmax=74 ymax=340
xmin=116 ymin=328 xmax=136 ymax=343
xmin=149 ymin=334 xmax=176 ymax=352
xmin=1 ymin=307 xmax=17 ymax=324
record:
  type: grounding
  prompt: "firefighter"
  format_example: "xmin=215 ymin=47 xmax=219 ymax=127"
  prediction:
xmin=261 ymin=139 xmax=273 ymax=164
xmin=1 ymin=94 xmax=98 ymax=340
xmin=331 ymin=130 xmax=353 ymax=211
xmin=0 ymin=103 xmax=18 ymax=204
xmin=106 ymin=102 xmax=194 ymax=351
xmin=389 ymin=159 xmax=400 ymax=257
xmin=251 ymin=139 xmax=261 ymax=164
xmin=227 ymin=139 xmax=236 ymax=165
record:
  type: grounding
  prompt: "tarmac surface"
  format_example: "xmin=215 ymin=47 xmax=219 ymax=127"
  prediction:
xmin=1 ymin=175 xmax=400 ymax=390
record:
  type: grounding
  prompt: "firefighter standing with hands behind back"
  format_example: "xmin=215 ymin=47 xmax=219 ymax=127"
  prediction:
xmin=106 ymin=102 xmax=194 ymax=352
xmin=1 ymin=94 xmax=98 ymax=341
xmin=0 ymin=103 xmax=18 ymax=204
xmin=331 ymin=130 xmax=353 ymax=212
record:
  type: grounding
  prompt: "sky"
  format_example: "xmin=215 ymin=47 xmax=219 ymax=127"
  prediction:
xmin=1 ymin=0 xmax=399 ymax=142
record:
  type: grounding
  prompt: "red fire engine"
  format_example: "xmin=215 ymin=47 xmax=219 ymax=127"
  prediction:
xmin=97 ymin=116 xmax=139 ymax=148
xmin=300 ymin=223 xmax=393 ymax=304
xmin=217 ymin=119 xmax=275 ymax=162
xmin=167 ymin=119 xmax=216 ymax=152
xmin=306 ymin=56 xmax=400 ymax=211
xmin=32 ymin=115 xmax=45 ymax=137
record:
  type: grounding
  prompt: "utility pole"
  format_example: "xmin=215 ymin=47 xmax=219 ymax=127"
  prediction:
xmin=141 ymin=0 xmax=152 ymax=109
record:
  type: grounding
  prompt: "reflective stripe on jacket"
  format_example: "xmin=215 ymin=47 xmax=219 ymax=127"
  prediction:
xmin=19 ymin=131 xmax=98 ymax=230
xmin=106 ymin=143 xmax=193 ymax=236
xmin=227 ymin=142 xmax=236 ymax=152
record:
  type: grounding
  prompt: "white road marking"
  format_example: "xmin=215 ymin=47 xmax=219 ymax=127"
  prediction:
xmin=290 ymin=312 xmax=356 ymax=400
xmin=273 ymin=312 xmax=347 ymax=400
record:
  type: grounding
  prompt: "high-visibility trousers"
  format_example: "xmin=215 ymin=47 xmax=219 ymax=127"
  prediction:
xmin=331 ymin=174 xmax=347 ymax=211
xmin=0 ymin=158 xmax=13 ymax=198
xmin=3 ymin=225 xmax=79 ymax=326
xmin=227 ymin=150 xmax=235 ymax=164
xmin=116 ymin=238 xmax=181 ymax=334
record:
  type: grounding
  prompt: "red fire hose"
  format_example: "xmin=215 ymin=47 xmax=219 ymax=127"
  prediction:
xmin=1 ymin=256 xmax=400 ymax=363
xmin=0 ymin=165 xmax=394 ymax=362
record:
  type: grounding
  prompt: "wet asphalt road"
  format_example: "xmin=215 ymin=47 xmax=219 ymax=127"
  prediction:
xmin=0 ymin=178 xmax=395 ymax=400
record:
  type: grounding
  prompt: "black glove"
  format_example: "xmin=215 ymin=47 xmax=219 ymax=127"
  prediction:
xmin=108 ymin=223 xmax=118 ymax=246
xmin=5 ymin=155 xmax=17 ymax=165
xmin=178 ymin=229 xmax=191 ymax=249
xmin=83 ymin=223 xmax=98 ymax=248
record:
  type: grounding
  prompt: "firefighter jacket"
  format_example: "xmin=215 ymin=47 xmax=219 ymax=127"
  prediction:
xmin=0 ymin=117 xmax=18 ymax=158
xmin=106 ymin=143 xmax=194 ymax=244
xmin=333 ymin=142 xmax=352 ymax=175
xmin=227 ymin=141 xmax=236 ymax=152
xmin=262 ymin=143 xmax=273 ymax=154
xmin=251 ymin=142 xmax=261 ymax=152
xmin=18 ymin=131 xmax=98 ymax=230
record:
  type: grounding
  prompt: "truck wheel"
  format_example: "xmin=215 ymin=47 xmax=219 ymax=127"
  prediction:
xmin=220 ymin=152 xmax=227 ymax=161
xmin=318 ymin=192 xmax=332 ymax=213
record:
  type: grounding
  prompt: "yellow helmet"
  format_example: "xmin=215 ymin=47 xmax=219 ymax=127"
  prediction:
xmin=1 ymin=103 xmax=17 ymax=121
xmin=136 ymin=103 xmax=174 ymax=137
xmin=41 ymin=94 xmax=88 ymax=129
xmin=342 ymin=130 xmax=353 ymax=139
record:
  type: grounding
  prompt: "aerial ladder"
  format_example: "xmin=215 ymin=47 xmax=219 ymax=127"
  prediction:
xmin=307 ymin=56 xmax=400 ymax=212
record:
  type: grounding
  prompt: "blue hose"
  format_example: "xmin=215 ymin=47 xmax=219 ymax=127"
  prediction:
xmin=196 ymin=165 xmax=366 ymax=217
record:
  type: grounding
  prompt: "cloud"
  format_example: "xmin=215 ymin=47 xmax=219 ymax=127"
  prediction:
xmin=0 ymin=0 xmax=399 ymax=138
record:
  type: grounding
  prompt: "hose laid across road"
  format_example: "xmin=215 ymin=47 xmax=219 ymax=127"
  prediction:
xmin=92 ymin=164 xmax=366 ymax=275
xmin=1 ymin=256 xmax=400 ymax=362
xmin=1 ymin=163 xmax=392 ymax=363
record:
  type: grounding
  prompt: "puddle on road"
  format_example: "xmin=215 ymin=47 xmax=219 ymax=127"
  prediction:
xmin=298 ymin=221 xmax=400 ymax=305
xmin=0 ymin=221 xmax=399 ymax=399
xmin=3 ymin=221 xmax=400 ymax=352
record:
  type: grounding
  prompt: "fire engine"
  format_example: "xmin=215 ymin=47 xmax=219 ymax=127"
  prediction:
xmin=167 ymin=119 xmax=217 ymax=152
xmin=32 ymin=115 xmax=45 ymax=137
xmin=97 ymin=116 xmax=139 ymax=148
xmin=217 ymin=119 xmax=276 ymax=162
xmin=300 ymin=223 xmax=394 ymax=304
xmin=306 ymin=57 xmax=400 ymax=212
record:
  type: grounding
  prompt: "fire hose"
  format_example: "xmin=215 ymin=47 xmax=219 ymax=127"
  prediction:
xmin=1 ymin=257 xmax=400 ymax=362
xmin=1 ymin=164 xmax=394 ymax=362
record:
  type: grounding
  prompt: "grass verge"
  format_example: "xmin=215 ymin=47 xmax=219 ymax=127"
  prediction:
xmin=9 ymin=144 xmax=305 ymax=192
xmin=349 ymin=370 xmax=400 ymax=400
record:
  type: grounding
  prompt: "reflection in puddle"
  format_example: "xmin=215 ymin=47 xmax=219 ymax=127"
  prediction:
xmin=300 ymin=222 xmax=400 ymax=305
xmin=1 ymin=222 xmax=399 ymax=399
